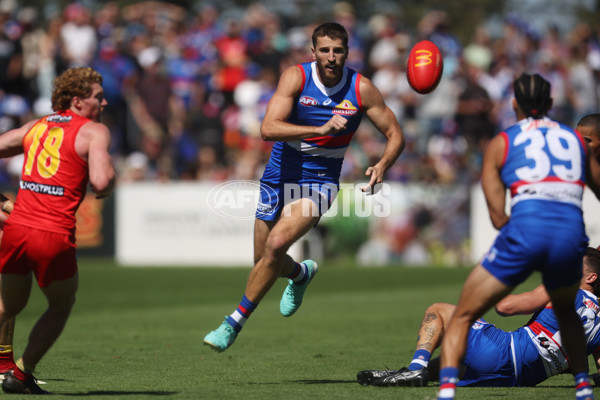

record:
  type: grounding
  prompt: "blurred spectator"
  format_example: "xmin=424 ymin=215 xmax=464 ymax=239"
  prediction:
xmin=427 ymin=120 xmax=469 ymax=184
xmin=92 ymin=39 xmax=138 ymax=154
xmin=94 ymin=2 xmax=120 ymax=42
xmin=535 ymin=50 xmax=571 ymax=124
xmin=16 ymin=7 xmax=42 ymax=104
xmin=118 ymin=151 xmax=150 ymax=183
xmin=368 ymin=21 xmax=416 ymax=126
xmin=214 ymin=16 xmax=249 ymax=106
xmin=60 ymin=3 xmax=96 ymax=67
xmin=567 ymin=24 xmax=598 ymax=126
xmin=454 ymin=55 xmax=496 ymax=155
xmin=283 ymin=26 xmax=312 ymax=67
xmin=0 ymin=6 xmax=24 ymax=95
xmin=33 ymin=14 xmax=62 ymax=112
xmin=333 ymin=1 xmax=366 ymax=72
xmin=414 ymin=10 xmax=462 ymax=155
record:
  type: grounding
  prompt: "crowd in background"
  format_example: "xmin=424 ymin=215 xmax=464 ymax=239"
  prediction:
xmin=0 ymin=0 xmax=599 ymax=188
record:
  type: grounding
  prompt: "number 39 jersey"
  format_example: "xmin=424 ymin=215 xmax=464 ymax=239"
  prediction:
xmin=10 ymin=110 xmax=90 ymax=235
xmin=500 ymin=117 xmax=588 ymax=219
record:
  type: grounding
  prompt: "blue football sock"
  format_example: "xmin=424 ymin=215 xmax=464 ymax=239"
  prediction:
xmin=286 ymin=262 xmax=308 ymax=284
xmin=438 ymin=367 xmax=459 ymax=400
xmin=226 ymin=295 xmax=257 ymax=333
xmin=409 ymin=349 xmax=431 ymax=370
xmin=574 ymin=372 xmax=594 ymax=400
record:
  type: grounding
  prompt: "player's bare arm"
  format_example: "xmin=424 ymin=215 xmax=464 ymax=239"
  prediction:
xmin=80 ymin=122 xmax=115 ymax=199
xmin=359 ymin=75 xmax=405 ymax=191
xmin=260 ymin=66 xmax=347 ymax=141
xmin=495 ymin=285 xmax=550 ymax=316
xmin=481 ymin=134 xmax=509 ymax=230
xmin=0 ymin=120 xmax=36 ymax=158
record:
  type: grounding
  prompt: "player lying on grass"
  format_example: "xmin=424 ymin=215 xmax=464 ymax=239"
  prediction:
xmin=357 ymin=247 xmax=600 ymax=388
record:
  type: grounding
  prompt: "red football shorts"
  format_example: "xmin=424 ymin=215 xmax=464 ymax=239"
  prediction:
xmin=0 ymin=223 xmax=77 ymax=287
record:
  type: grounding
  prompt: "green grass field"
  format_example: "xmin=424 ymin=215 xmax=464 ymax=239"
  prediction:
xmin=11 ymin=257 xmax=596 ymax=399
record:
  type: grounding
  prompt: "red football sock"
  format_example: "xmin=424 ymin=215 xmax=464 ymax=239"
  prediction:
xmin=12 ymin=365 xmax=27 ymax=381
xmin=0 ymin=345 xmax=15 ymax=373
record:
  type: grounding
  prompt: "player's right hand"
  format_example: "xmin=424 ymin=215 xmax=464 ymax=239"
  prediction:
xmin=319 ymin=115 xmax=347 ymax=136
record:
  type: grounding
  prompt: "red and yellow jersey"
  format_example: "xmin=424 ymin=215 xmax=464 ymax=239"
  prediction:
xmin=9 ymin=110 xmax=90 ymax=235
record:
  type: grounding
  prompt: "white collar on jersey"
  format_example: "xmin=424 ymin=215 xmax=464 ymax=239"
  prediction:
xmin=310 ymin=61 xmax=348 ymax=97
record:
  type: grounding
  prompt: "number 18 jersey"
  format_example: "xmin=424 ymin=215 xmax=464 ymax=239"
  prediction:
xmin=10 ymin=110 xmax=90 ymax=235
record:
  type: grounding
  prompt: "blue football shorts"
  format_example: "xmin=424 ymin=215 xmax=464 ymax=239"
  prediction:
xmin=480 ymin=220 xmax=587 ymax=291
xmin=458 ymin=319 xmax=517 ymax=387
xmin=255 ymin=179 xmax=338 ymax=221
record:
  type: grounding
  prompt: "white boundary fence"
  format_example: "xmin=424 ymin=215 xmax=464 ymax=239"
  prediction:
xmin=115 ymin=182 xmax=600 ymax=267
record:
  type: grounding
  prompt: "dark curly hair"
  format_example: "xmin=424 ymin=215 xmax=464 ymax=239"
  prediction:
xmin=513 ymin=73 xmax=552 ymax=119
xmin=51 ymin=67 xmax=103 ymax=112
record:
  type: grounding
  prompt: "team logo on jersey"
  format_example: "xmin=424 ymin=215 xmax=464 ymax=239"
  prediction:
xmin=584 ymin=298 xmax=600 ymax=315
xmin=299 ymin=96 xmax=319 ymax=106
xmin=537 ymin=336 xmax=550 ymax=349
xmin=471 ymin=322 xmax=484 ymax=330
xmin=46 ymin=114 xmax=72 ymax=123
xmin=485 ymin=247 xmax=497 ymax=263
xmin=333 ymin=100 xmax=358 ymax=116
xmin=20 ymin=180 xmax=64 ymax=196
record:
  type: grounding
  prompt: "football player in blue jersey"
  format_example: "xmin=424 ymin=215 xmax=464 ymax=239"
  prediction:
xmin=204 ymin=22 xmax=405 ymax=352
xmin=358 ymin=247 xmax=600 ymax=389
xmin=435 ymin=74 xmax=600 ymax=400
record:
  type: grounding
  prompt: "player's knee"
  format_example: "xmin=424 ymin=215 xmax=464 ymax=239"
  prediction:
xmin=48 ymin=294 xmax=76 ymax=315
xmin=426 ymin=302 xmax=454 ymax=319
xmin=425 ymin=303 xmax=442 ymax=316
xmin=0 ymin=298 xmax=28 ymax=319
xmin=264 ymin=233 xmax=292 ymax=259
xmin=0 ymin=307 xmax=16 ymax=321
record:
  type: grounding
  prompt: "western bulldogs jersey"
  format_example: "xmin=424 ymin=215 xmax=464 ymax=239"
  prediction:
xmin=515 ymin=289 xmax=600 ymax=386
xmin=262 ymin=62 xmax=364 ymax=184
xmin=499 ymin=116 xmax=588 ymax=220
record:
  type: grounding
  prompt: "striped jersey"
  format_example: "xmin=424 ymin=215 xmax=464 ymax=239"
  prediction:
xmin=514 ymin=289 xmax=600 ymax=386
xmin=263 ymin=61 xmax=364 ymax=184
xmin=499 ymin=116 xmax=588 ymax=220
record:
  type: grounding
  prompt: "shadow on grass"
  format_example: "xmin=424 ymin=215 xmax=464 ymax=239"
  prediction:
xmin=62 ymin=391 xmax=178 ymax=396
xmin=291 ymin=379 xmax=357 ymax=384
xmin=290 ymin=381 xmax=580 ymax=390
